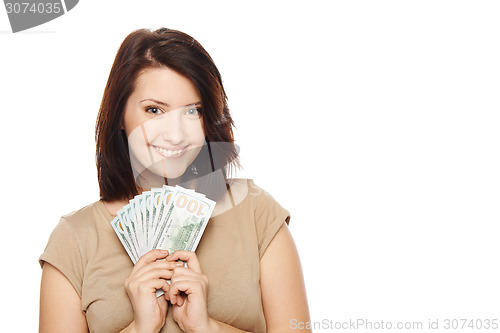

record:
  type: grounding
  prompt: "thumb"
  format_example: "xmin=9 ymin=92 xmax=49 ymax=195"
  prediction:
xmin=157 ymin=295 xmax=168 ymax=316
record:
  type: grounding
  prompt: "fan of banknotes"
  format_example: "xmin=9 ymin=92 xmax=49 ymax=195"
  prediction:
xmin=111 ymin=185 xmax=216 ymax=264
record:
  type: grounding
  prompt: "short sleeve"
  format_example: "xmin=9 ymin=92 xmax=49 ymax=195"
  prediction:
xmin=251 ymin=181 xmax=290 ymax=259
xmin=39 ymin=217 xmax=84 ymax=298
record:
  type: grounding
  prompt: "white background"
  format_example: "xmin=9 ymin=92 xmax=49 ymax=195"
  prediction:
xmin=1 ymin=1 xmax=499 ymax=331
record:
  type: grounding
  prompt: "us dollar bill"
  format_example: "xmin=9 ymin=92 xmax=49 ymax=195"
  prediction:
xmin=111 ymin=217 xmax=139 ymax=263
xmin=111 ymin=185 xmax=215 ymax=265
xmin=153 ymin=187 xmax=215 ymax=254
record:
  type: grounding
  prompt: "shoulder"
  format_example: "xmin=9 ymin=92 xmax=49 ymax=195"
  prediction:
xmin=230 ymin=179 xmax=290 ymax=258
xmin=213 ymin=178 xmax=288 ymax=218
xmin=226 ymin=178 xmax=274 ymax=201
xmin=62 ymin=200 xmax=104 ymax=220
xmin=224 ymin=178 xmax=287 ymax=212
xmin=44 ymin=201 xmax=110 ymax=252
xmin=39 ymin=201 xmax=106 ymax=297
xmin=59 ymin=200 xmax=110 ymax=233
xmin=40 ymin=200 xmax=110 ymax=269
xmin=214 ymin=178 xmax=272 ymax=214
xmin=243 ymin=179 xmax=288 ymax=218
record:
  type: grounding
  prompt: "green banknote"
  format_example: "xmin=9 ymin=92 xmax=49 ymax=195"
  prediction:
xmin=110 ymin=185 xmax=215 ymax=265
xmin=153 ymin=187 xmax=215 ymax=254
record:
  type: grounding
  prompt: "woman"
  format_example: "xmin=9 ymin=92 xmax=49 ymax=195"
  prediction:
xmin=39 ymin=28 xmax=310 ymax=333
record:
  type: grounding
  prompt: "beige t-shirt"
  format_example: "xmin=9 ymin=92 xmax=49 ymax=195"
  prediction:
xmin=39 ymin=179 xmax=290 ymax=333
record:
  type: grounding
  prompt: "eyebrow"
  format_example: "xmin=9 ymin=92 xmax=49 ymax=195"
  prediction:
xmin=139 ymin=98 xmax=202 ymax=107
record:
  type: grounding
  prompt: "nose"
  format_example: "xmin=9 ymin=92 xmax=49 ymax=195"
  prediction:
xmin=161 ymin=111 xmax=184 ymax=145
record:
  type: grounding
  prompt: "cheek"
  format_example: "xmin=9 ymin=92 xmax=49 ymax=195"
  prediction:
xmin=192 ymin=118 xmax=205 ymax=142
xmin=123 ymin=110 xmax=139 ymax=138
xmin=181 ymin=118 xmax=205 ymax=143
xmin=124 ymin=110 xmax=160 ymax=140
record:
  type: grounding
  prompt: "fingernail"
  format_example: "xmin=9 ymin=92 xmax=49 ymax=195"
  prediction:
xmin=161 ymin=250 xmax=169 ymax=254
xmin=166 ymin=255 xmax=173 ymax=260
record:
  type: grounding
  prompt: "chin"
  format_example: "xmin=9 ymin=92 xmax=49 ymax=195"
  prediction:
xmin=130 ymin=159 xmax=190 ymax=186
xmin=151 ymin=162 xmax=191 ymax=180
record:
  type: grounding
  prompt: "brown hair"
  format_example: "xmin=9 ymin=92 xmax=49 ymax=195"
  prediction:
xmin=95 ymin=28 xmax=239 ymax=201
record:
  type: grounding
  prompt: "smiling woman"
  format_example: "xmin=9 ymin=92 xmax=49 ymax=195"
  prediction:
xmin=39 ymin=28 xmax=311 ymax=333
xmin=95 ymin=28 xmax=238 ymax=203
xmin=123 ymin=67 xmax=206 ymax=183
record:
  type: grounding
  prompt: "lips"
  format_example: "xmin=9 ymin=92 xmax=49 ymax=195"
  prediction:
xmin=151 ymin=145 xmax=187 ymax=158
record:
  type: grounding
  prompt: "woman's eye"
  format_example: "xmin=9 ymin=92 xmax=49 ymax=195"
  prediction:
xmin=185 ymin=107 xmax=202 ymax=117
xmin=146 ymin=107 xmax=162 ymax=115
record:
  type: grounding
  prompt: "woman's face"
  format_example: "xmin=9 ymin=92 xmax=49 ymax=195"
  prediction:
xmin=123 ymin=67 xmax=205 ymax=182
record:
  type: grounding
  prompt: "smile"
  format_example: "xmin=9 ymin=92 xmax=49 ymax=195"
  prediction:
xmin=152 ymin=145 xmax=186 ymax=158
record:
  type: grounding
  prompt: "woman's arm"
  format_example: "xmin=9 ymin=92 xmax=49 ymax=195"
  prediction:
xmin=39 ymin=263 xmax=88 ymax=333
xmin=260 ymin=223 xmax=312 ymax=333
xmin=40 ymin=253 xmax=174 ymax=333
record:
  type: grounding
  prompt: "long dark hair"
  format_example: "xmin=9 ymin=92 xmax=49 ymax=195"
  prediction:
xmin=96 ymin=28 xmax=239 ymax=201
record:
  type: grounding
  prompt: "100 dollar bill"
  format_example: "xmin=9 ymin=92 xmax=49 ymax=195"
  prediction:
xmin=153 ymin=187 xmax=215 ymax=254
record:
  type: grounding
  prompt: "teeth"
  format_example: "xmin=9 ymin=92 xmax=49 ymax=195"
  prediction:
xmin=155 ymin=146 xmax=183 ymax=156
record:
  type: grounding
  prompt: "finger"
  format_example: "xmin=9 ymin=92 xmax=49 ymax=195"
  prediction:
xmin=131 ymin=259 xmax=183 ymax=278
xmin=170 ymin=275 xmax=202 ymax=287
xmin=131 ymin=278 xmax=171 ymax=295
xmin=170 ymin=267 xmax=201 ymax=283
xmin=151 ymin=260 xmax=184 ymax=270
xmin=157 ymin=292 xmax=168 ymax=314
xmin=134 ymin=249 xmax=170 ymax=270
xmin=168 ymin=279 xmax=204 ymax=306
xmin=176 ymin=292 xmax=186 ymax=307
xmin=135 ymin=268 xmax=175 ymax=282
xmin=167 ymin=251 xmax=202 ymax=273
xmin=159 ymin=279 xmax=170 ymax=294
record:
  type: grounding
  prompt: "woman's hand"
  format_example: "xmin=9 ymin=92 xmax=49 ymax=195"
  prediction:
xmin=166 ymin=251 xmax=212 ymax=333
xmin=124 ymin=249 xmax=184 ymax=333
